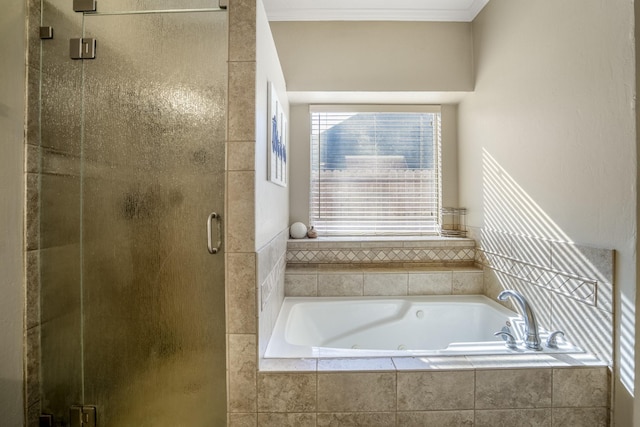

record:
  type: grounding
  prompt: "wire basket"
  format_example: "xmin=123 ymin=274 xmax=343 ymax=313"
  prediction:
xmin=440 ymin=207 xmax=467 ymax=237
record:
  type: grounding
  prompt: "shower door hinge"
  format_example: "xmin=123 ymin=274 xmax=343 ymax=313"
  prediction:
xmin=73 ymin=0 xmax=97 ymax=12
xmin=219 ymin=0 xmax=228 ymax=9
xmin=39 ymin=26 xmax=54 ymax=39
xmin=70 ymin=405 xmax=97 ymax=427
xmin=39 ymin=414 xmax=53 ymax=427
xmin=70 ymin=38 xmax=96 ymax=60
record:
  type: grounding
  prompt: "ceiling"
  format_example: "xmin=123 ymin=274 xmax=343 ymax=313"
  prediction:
xmin=263 ymin=0 xmax=490 ymax=22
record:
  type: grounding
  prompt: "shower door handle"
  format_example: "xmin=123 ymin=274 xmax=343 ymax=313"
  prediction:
xmin=207 ymin=212 xmax=222 ymax=254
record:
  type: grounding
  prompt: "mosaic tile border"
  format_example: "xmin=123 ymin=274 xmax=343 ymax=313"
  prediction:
xmin=474 ymin=227 xmax=614 ymax=314
xmin=286 ymin=240 xmax=476 ymax=265
xmin=479 ymin=250 xmax=598 ymax=307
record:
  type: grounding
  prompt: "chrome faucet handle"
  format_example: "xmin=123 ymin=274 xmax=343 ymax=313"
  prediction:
xmin=546 ymin=330 xmax=565 ymax=349
xmin=494 ymin=331 xmax=517 ymax=349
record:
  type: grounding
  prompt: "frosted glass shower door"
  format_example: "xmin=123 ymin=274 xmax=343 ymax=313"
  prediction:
xmin=40 ymin=7 xmax=227 ymax=426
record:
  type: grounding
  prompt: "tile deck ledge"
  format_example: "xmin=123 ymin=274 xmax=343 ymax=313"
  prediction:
xmin=259 ymin=353 xmax=609 ymax=373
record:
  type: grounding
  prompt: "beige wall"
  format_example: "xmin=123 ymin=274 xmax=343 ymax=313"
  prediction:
xmin=228 ymin=0 xmax=289 ymax=253
xmin=256 ymin=2 xmax=289 ymax=249
xmin=458 ymin=0 xmax=636 ymax=424
xmin=274 ymin=21 xmax=468 ymax=226
xmin=273 ymin=20 xmax=468 ymax=227
xmin=270 ymin=21 xmax=473 ymax=92
xmin=0 ymin=0 xmax=26 ymax=424
xmin=226 ymin=0 xmax=291 ymax=423
xmin=440 ymin=104 xmax=459 ymax=209
xmin=288 ymin=104 xmax=311 ymax=225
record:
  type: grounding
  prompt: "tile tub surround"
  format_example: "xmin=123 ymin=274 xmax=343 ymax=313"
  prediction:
xmin=257 ymin=228 xmax=289 ymax=358
xmin=247 ymin=236 xmax=612 ymax=425
xmin=285 ymin=265 xmax=483 ymax=297
xmin=244 ymin=362 xmax=610 ymax=427
xmin=227 ymin=226 xmax=289 ymax=418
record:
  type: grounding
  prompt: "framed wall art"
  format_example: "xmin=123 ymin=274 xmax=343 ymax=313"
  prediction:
xmin=267 ymin=82 xmax=287 ymax=187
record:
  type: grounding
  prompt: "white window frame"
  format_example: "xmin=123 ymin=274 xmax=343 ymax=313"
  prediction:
xmin=309 ymin=105 xmax=442 ymax=236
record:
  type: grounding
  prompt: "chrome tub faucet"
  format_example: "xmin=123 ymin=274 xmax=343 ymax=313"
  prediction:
xmin=497 ymin=290 xmax=542 ymax=351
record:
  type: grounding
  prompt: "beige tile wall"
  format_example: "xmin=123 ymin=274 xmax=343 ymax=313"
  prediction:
xmin=473 ymin=226 xmax=614 ymax=363
xmin=227 ymin=225 xmax=288 ymax=422
xmin=236 ymin=366 xmax=609 ymax=427
xmin=285 ymin=266 xmax=484 ymax=297
xmin=226 ymin=0 xmax=260 ymax=423
xmin=257 ymin=229 xmax=288 ymax=357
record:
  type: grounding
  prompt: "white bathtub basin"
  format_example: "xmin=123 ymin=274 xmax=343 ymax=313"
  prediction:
xmin=264 ymin=295 xmax=583 ymax=358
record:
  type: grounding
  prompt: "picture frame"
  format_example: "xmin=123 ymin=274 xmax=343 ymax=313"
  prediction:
xmin=267 ymin=82 xmax=287 ymax=187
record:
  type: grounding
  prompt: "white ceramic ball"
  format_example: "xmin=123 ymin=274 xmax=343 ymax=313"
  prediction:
xmin=290 ymin=222 xmax=308 ymax=239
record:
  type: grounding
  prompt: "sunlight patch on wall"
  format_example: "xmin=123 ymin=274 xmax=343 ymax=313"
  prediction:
xmin=478 ymin=148 xmax=633 ymax=394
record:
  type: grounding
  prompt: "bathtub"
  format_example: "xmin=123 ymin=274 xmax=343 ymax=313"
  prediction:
xmin=264 ymin=295 xmax=583 ymax=358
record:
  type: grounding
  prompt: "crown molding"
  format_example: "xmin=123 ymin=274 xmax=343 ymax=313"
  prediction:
xmin=287 ymin=91 xmax=471 ymax=105
xmin=266 ymin=0 xmax=489 ymax=22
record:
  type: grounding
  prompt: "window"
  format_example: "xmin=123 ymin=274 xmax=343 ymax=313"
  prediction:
xmin=310 ymin=105 xmax=441 ymax=236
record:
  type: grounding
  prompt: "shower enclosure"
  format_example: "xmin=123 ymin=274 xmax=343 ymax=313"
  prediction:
xmin=36 ymin=2 xmax=227 ymax=425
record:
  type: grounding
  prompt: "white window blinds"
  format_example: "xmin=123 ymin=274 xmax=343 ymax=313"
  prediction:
xmin=310 ymin=106 xmax=441 ymax=236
